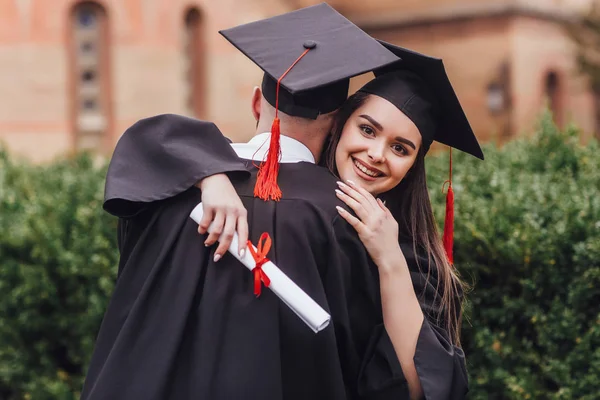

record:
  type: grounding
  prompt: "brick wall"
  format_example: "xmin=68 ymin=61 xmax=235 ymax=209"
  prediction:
xmin=510 ymin=15 xmax=595 ymax=140
xmin=0 ymin=0 xmax=596 ymax=162
xmin=0 ymin=0 xmax=291 ymax=162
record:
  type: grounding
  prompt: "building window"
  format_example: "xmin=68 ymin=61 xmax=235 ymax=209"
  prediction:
xmin=545 ymin=71 xmax=562 ymax=127
xmin=70 ymin=2 xmax=111 ymax=151
xmin=183 ymin=7 xmax=205 ymax=118
xmin=487 ymin=62 xmax=512 ymax=138
xmin=487 ymin=82 xmax=505 ymax=115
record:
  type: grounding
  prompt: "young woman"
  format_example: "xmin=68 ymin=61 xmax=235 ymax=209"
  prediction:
xmin=196 ymin=45 xmax=484 ymax=399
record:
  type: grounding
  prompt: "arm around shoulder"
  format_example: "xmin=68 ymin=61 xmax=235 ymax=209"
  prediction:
xmin=103 ymin=114 xmax=249 ymax=218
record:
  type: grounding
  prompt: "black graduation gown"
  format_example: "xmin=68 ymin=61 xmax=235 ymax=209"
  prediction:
xmin=81 ymin=114 xmax=467 ymax=400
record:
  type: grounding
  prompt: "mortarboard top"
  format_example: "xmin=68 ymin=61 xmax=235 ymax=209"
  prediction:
xmin=361 ymin=41 xmax=484 ymax=160
xmin=219 ymin=3 xmax=400 ymax=119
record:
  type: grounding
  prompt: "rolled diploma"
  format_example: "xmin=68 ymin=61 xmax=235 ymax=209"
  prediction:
xmin=190 ymin=203 xmax=331 ymax=333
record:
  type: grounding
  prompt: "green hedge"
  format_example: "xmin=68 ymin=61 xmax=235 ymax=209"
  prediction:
xmin=0 ymin=111 xmax=598 ymax=399
xmin=427 ymin=112 xmax=600 ymax=399
xmin=0 ymin=151 xmax=117 ymax=399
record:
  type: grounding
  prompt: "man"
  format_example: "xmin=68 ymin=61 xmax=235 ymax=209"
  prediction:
xmin=81 ymin=4 xmax=406 ymax=399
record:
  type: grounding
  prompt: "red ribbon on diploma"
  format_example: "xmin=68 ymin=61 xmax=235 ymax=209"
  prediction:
xmin=247 ymin=233 xmax=272 ymax=297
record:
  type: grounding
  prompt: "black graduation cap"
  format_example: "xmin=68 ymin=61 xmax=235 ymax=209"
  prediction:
xmin=218 ymin=3 xmax=400 ymax=201
xmin=359 ymin=42 xmax=484 ymax=265
xmin=360 ymin=41 xmax=484 ymax=160
xmin=219 ymin=3 xmax=400 ymax=120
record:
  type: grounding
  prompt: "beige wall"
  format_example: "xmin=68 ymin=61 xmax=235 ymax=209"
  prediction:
xmin=0 ymin=0 xmax=292 ymax=162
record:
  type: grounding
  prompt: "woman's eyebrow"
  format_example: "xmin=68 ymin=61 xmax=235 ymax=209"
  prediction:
xmin=359 ymin=114 xmax=383 ymax=131
xmin=395 ymin=136 xmax=416 ymax=150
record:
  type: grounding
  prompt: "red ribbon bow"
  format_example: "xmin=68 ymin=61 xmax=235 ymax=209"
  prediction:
xmin=247 ymin=233 xmax=272 ymax=297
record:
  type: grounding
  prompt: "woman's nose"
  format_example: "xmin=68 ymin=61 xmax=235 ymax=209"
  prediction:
xmin=367 ymin=143 xmax=386 ymax=163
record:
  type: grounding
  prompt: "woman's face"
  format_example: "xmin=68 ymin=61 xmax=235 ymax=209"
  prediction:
xmin=335 ymin=95 xmax=422 ymax=196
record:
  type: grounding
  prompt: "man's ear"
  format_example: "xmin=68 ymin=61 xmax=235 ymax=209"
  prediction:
xmin=327 ymin=110 xmax=339 ymax=133
xmin=251 ymin=86 xmax=262 ymax=121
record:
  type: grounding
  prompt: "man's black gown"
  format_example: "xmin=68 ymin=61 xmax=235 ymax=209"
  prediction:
xmin=81 ymin=114 xmax=468 ymax=400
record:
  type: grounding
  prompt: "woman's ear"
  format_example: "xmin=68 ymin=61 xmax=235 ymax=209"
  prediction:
xmin=251 ymin=86 xmax=262 ymax=121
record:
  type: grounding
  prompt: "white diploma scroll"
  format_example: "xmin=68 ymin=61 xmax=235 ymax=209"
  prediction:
xmin=190 ymin=203 xmax=331 ymax=333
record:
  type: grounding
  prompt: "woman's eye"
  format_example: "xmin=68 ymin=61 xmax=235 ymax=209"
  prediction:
xmin=360 ymin=125 xmax=375 ymax=136
xmin=392 ymin=144 xmax=407 ymax=155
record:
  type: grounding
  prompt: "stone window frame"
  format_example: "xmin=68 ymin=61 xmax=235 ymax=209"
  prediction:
xmin=183 ymin=6 xmax=205 ymax=118
xmin=543 ymin=70 xmax=563 ymax=128
xmin=68 ymin=1 xmax=113 ymax=152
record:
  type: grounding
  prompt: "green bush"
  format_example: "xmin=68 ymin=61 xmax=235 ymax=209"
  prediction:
xmin=0 ymin=150 xmax=117 ymax=399
xmin=0 ymin=111 xmax=598 ymax=399
xmin=427 ymin=111 xmax=600 ymax=399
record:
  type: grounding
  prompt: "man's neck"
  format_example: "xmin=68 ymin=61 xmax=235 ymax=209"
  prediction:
xmin=254 ymin=128 xmax=324 ymax=163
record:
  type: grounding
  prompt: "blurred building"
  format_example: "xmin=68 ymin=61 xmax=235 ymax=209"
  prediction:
xmin=0 ymin=0 xmax=596 ymax=162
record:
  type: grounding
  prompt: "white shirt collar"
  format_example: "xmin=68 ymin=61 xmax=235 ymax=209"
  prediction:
xmin=230 ymin=132 xmax=315 ymax=164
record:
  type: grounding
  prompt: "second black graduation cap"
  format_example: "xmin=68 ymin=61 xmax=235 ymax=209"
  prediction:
xmin=359 ymin=42 xmax=484 ymax=265
xmin=363 ymin=41 xmax=484 ymax=160
xmin=219 ymin=3 xmax=400 ymax=119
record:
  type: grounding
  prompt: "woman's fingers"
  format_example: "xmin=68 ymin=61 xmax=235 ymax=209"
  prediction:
xmin=197 ymin=207 xmax=214 ymax=235
xmin=336 ymin=182 xmax=373 ymax=221
xmin=335 ymin=187 xmax=368 ymax=222
xmin=336 ymin=181 xmax=366 ymax=204
xmin=377 ymin=198 xmax=393 ymax=217
xmin=204 ymin=211 xmax=225 ymax=247
xmin=214 ymin=214 xmax=237 ymax=262
xmin=236 ymin=212 xmax=249 ymax=258
xmin=336 ymin=206 xmax=364 ymax=234
xmin=346 ymin=179 xmax=380 ymax=210
xmin=201 ymin=206 xmax=248 ymax=262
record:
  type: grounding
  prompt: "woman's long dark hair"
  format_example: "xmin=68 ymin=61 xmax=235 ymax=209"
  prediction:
xmin=324 ymin=91 xmax=465 ymax=345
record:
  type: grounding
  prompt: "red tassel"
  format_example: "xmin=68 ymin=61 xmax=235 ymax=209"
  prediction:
xmin=254 ymin=117 xmax=282 ymax=201
xmin=252 ymin=48 xmax=312 ymax=202
xmin=442 ymin=184 xmax=454 ymax=265
xmin=442 ymin=148 xmax=454 ymax=265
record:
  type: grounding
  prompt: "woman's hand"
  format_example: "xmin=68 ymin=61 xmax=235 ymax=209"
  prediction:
xmin=195 ymin=174 xmax=248 ymax=262
xmin=335 ymin=180 xmax=402 ymax=270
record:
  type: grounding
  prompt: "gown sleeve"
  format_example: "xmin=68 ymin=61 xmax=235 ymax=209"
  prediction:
xmin=103 ymin=114 xmax=250 ymax=218
xmin=325 ymin=216 xmax=408 ymax=399
xmin=356 ymin=243 xmax=469 ymax=400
